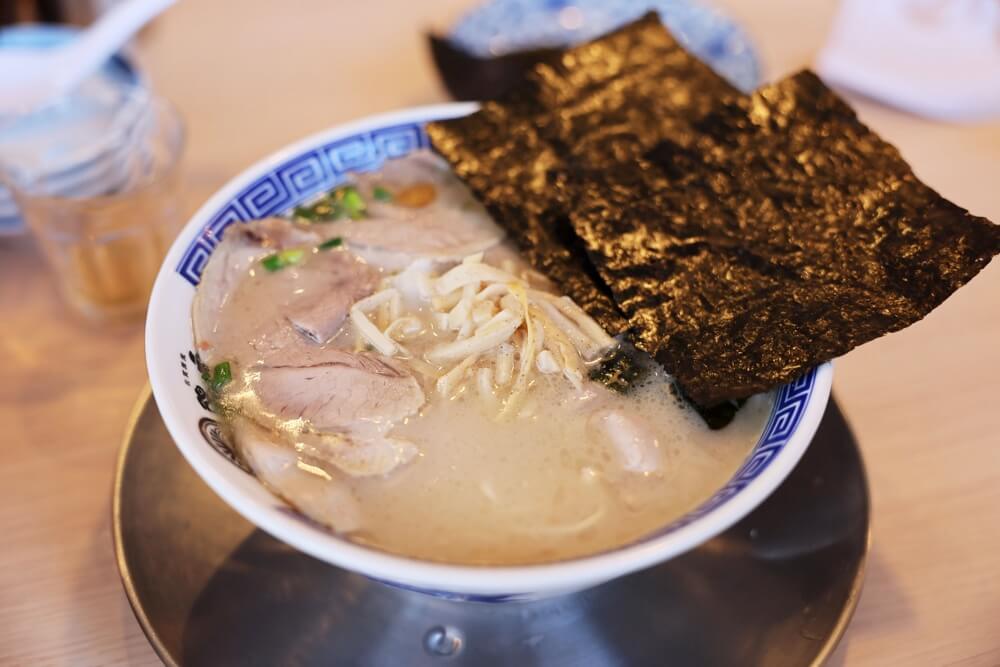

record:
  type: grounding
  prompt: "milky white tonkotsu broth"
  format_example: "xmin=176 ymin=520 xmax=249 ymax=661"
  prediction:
xmin=192 ymin=151 xmax=773 ymax=565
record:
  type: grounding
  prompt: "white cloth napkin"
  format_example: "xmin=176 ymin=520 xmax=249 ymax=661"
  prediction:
xmin=816 ymin=0 xmax=1000 ymax=121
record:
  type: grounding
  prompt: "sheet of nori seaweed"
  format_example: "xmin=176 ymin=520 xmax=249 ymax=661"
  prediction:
xmin=427 ymin=12 xmax=741 ymax=334
xmin=427 ymin=33 xmax=563 ymax=101
xmin=567 ymin=70 xmax=1000 ymax=406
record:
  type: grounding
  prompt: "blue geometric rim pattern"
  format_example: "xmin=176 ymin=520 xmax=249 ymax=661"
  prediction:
xmin=175 ymin=121 xmax=427 ymax=286
xmin=176 ymin=119 xmax=816 ymax=602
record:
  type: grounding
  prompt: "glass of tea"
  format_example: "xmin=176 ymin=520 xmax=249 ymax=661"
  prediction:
xmin=1 ymin=93 xmax=185 ymax=322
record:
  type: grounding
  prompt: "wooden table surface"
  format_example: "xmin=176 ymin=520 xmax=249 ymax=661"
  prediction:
xmin=1 ymin=1 xmax=998 ymax=664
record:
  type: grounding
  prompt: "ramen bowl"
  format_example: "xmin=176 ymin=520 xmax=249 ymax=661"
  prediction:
xmin=146 ymin=104 xmax=833 ymax=600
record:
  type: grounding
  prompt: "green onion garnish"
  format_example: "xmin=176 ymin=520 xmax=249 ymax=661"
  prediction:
xmin=317 ymin=237 xmax=343 ymax=250
xmin=340 ymin=186 xmax=366 ymax=220
xmin=372 ymin=185 xmax=393 ymax=202
xmin=211 ymin=361 xmax=232 ymax=391
xmin=292 ymin=205 xmax=319 ymax=221
xmin=291 ymin=184 xmax=367 ymax=222
xmin=261 ymin=248 xmax=305 ymax=272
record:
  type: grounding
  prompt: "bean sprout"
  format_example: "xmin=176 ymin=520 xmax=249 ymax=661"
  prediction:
xmin=476 ymin=366 xmax=495 ymax=405
xmin=536 ymin=350 xmax=559 ymax=374
xmin=437 ymin=354 xmax=479 ymax=397
xmin=350 ymin=288 xmax=402 ymax=356
xmin=345 ymin=253 xmax=615 ymax=416
xmin=499 ymin=283 xmax=535 ymax=418
xmin=384 ymin=316 xmax=422 ymax=341
xmin=427 ymin=309 xmax=523 ymax=363
xmin=495 ymin=342 xmax=515 ymax=386
xmin=435 ymin=262 xmax=523 ymax=295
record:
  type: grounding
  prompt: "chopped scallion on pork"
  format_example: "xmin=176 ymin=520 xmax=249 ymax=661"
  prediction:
xmin=211 ymin=361 xmax=232 ymax=391
xmin=317 ymin=237 xmax=343 ymax=251
xmin=261 ymin=248 xmax=305 ymax=272
xmin=292 ymin=184 xmax=367 ymax=222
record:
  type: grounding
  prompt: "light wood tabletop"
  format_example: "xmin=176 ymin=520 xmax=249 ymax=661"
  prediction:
xmin=1 ymin=1 xmax=997 ymax=664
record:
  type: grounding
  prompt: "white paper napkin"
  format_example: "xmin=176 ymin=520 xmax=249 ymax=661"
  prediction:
xmin=816 ymin=0 xmax=1000 ymax=121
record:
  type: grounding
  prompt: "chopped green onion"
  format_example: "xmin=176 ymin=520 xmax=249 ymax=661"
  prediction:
xmin=317 ymin=237 xmax=343 ymax=250
xmin=340 ymin=186 xmax=366 ymax=220
xmin=261 ymin=248 xmax=305 ymax=272
xmin=292 ymin=205 xmax=320 ymax=221
xmin=260 ymin=254 xmax=283 ymax=271
xmin=372 ymin=185 xmax=393 ymax=202
xmin=291 ymin=184 xmax=367 ymax=222
xmin=211 ymin=362 xmax=232 ymax=391
xmin=278 ymin=248 xmax=304 ymax=265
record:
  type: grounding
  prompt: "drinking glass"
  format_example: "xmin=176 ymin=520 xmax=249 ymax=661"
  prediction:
xmin=1 ymin=95 xmax=185 ymax=321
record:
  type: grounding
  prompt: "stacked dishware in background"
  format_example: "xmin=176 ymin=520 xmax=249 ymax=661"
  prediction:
xmin=0 ymin=23 xmax=185 ymax=321
xmin=447 ymin=0 xmax=760 ymax=91
xmin=0 ymin=24 xmax=145 ymax=235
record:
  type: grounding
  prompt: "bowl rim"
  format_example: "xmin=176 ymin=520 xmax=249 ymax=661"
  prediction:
xmin=147 ymin=102 xmax=833 ymax=596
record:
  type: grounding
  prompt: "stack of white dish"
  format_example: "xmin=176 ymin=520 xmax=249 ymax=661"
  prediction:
xmin=0 ymin=24 xmax=145 ymax=236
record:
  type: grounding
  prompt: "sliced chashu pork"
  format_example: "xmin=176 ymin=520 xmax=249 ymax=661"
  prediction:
xmin=587 ymin=408 xmax=664 ymax=475
xmin=257 ymin=348 xmax=424 ymax=431
xmin=284 ymin=259 xmax=378 ymax=344
xmin=328 ymin=150 xmax=505 ymax=269
xmin=232 ymin=415 xmax=363 ymax=532
xmin=572 ymin=382 xmax=666 ymax=477
xmin=194 ymin=217 xmax=379 ymax=365
xmin=194 ymin=218 xmax=421 ymax=478
xmin=251 ymin=347 xmax=425 ymax=477
xmin=193 ymin=217 xmax=320 ymax=362
xmin=355 ymin=149 xmax=490 ymax=221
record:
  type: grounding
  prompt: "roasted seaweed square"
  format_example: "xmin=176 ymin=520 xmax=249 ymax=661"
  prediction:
xmin=569 ymin=71 xmax=1000 ymax=406
xmin=428 ymin=12 xmax=741 ymax=334
xmin=430 ymin=14 xmax=999 ymax=410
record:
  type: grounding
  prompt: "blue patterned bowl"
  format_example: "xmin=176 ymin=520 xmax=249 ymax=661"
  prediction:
xmin=450 ymin=0 xmax=761 ymax=93
xmin=146 ymin=104 xmax=833 ymax=600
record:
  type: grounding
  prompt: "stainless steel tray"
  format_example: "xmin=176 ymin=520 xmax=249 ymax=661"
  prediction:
xmin=113 ymin=390 xmax=869 ymax=666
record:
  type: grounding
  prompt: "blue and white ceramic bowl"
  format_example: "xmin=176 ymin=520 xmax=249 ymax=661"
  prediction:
xmin=450 ymin=0 xmax=761 ymax=93
xmin=146 ymin=104 xmax=833 ymax=600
